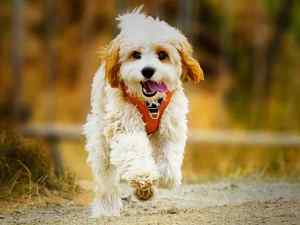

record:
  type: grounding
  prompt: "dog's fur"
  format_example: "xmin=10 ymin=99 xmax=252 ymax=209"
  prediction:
xmin=83 ymin=7 xmax=204 ymax=217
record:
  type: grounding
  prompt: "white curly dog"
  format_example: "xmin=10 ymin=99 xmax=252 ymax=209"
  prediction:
xmin=83 ymin=7 xmax=204 ymax=217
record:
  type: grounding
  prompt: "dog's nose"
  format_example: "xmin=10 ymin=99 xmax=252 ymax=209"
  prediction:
xmin=141 ymin=67 xmax=155 ymax=79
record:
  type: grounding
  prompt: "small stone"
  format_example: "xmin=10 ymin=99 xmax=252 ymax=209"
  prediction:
xmin=230 ymin=183 xmax=238 ymax=189
xmin=166 ymin=208 xmax=178 ymax=214
xmin=15 ymin=210 xmax=22 ymax=214
xmin=122 ymin=195 xmax=131 ymax=202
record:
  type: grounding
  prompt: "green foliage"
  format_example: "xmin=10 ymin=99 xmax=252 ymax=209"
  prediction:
xmin=263 ymin=0 xmax=282 ymax=17
xmin=198 ymin=0 xmax=224 ymax=34
xmin=221 ymin=1 xmax=300 ymax=130
xmin=290 ymin=2 xmax=300 ymax=43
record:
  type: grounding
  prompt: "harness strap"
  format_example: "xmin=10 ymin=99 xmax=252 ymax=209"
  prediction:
xmin=121 ymin=83 xmax=173 ymax=135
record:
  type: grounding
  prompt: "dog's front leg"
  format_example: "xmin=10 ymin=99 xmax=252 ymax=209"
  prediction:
xmin=156 ymin=91 xmax=188 ymax=189
xmin=91 ymin=166 xmax=122 ymax=217
xmin=109 ymin=132 xmax=159 ymax=200
xmin=84 ymin=114 xmax=122 ymax=217
xmin=156 ymin=139 xmax=186 ymax=189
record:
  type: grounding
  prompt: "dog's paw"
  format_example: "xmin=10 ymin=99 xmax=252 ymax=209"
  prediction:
xmin=129 ymin=175 xmax=156 ymax=201
xmin=158 ymin=163 xmax=181 ymax=189
xmin=90 ymin=195 xmax=122 ymax=217
xmin=159 ymin=176 xmax=178 ymax=189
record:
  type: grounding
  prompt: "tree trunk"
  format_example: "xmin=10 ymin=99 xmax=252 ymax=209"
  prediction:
xmin=11 ymin=0 xmax=24 ymax=122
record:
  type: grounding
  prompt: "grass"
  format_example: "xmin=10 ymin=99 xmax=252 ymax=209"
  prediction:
xmin=183 ymin=144 xmax=300 ymax=183
xmin=59 ymin=140 xmax=300 ymax=184
xmin=0 ymin=130 xmax=79 ymax=203
xmin=1 ymin=129 xmax=299 ymax=211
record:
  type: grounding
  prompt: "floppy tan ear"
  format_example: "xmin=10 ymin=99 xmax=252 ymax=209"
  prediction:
xmin=178 ymin=43 xmax=204 ymax=82
xmin=101 ymin=38 xmax=121 ymax=88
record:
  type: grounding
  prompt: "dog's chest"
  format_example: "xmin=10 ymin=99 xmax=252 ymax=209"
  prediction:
xmin=144 ymin=97 xmax=163 ymax=119
xmin=122 ymin=89 xmax=173 ymax=135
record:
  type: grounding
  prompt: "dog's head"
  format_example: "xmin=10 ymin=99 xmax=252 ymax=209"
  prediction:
xmin=101 ymin=7 xmax=204 ymax=98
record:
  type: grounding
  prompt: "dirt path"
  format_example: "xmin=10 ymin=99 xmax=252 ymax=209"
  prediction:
xmin=2 ymin=181 xmax=300 ymax=225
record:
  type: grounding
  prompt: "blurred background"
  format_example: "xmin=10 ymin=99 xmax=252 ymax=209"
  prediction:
xmin=1 ymin=0 xmax=300 ymax=196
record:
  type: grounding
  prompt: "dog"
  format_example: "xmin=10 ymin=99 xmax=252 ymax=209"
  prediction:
xmin=83 ymin=7 xmax=204 ymax=217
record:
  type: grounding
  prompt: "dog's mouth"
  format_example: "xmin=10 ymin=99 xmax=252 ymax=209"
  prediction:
xmin=141 ymin=80 xmax=167 ymax=97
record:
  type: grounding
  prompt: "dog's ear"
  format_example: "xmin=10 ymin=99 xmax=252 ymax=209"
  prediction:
xmin=177 ymin=41 xmax=204 ymax=82
xmin=101 ymin=37 xmax=121 ymax=88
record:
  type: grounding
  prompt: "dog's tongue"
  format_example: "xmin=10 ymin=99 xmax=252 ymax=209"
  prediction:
xmin=143 ymin=80 xmax=167 ymax=93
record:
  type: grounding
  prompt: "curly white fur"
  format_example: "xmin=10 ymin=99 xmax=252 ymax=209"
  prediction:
xmin=83 ymin=7 xmax=203 ymax=217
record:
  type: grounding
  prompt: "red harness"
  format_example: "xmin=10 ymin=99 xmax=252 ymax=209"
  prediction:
xmin=121 ymin=83 xmax=173 ymax=135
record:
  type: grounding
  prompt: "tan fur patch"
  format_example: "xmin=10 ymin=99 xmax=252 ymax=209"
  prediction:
xmin=178 ymin=40 xmax=204 ymax=82
xmin=102 ymin=38 xmax=121 ymax=88
xmin=180 ymin=50 xmax=204 ymax=82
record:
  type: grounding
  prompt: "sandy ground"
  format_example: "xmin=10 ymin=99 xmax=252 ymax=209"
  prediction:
xmin=1 ymin=181 xmax=300 ymax=225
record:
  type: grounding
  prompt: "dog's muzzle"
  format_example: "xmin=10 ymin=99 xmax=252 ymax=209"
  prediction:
xmin=141 ymin=82 xmax=157 ymax=97
xmin=141 ymin=80 xmax=167 ymax=97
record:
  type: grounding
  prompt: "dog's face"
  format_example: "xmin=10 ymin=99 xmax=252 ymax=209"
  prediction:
xmin=119 ymin=42 xmax=182 ymax=97
xmin=102 ymin=9 xmax=204 ymax=99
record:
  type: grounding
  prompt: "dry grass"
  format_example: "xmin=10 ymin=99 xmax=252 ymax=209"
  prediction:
xmin=183 ymin=144 xmax=300 ymax=183
xmin=59 ymin=140 xmax=300 ymax=184
xmin=0 ymin=130 xmax=79 ymax=204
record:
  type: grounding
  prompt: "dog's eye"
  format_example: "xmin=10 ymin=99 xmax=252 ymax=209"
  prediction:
xmin=132 ymin=51 xmax=141 ymax=60
xmin=158 ymin=51 xmax=168 ymax=61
